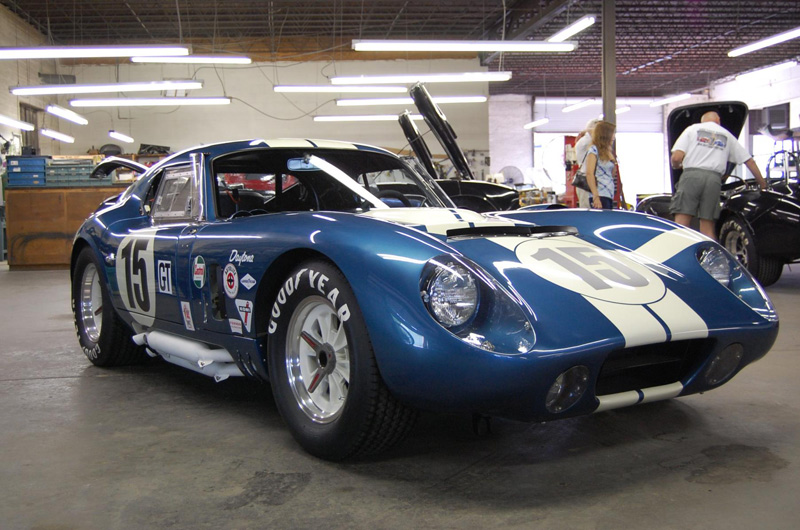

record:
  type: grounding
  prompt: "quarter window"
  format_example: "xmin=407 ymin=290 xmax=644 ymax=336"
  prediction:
xmin=152 ymin=166 xmax=195 ymax=221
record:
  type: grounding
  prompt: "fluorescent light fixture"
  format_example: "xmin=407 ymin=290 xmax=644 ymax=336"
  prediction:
xmin=352 ymin=39 xmax=575 ymax=52
xmin=0 ymin=45 xmax=188 ymax=60
xmin=314 ymin=114 xmax=424 ymax=122
xmin=109 ymin=130 xmax=135 ymax=143
xmin=649 ymin=93 xmax=692 ymax=107
xmin=40 ymin=128 xmax=75 ymax=143
xmin=0 ymin=113 xmax=35 ymax=131
xmin=11 ymin=80 xmax=203 ymax=96
xmin=562 ymin=99 xmax=598 ymax=113
xmin=46 ymin=104 xmax=88 ymax=125
xmin=547 ymin=15 xmax=597 ymax=42
xmin=736 ymin=60 xmax=797 ymax=82
xmin=131 ymin=55 xmax=252 ymax=64
xmin=274 ymin=85 xmax=407 ymax=93
xmin=598 ymin=107 xmax=631 ymax=119
xmin=331 ymin=72 xmax=512 ymax=84
xmin=337 ymin=95 xmax=487 ymax=106
xmin=523 ymin=118 xmax=550 ymax=129
xmin=70 ymin=97 xmax=231 ymax=107
xmin=728 ymin=26 xmax=800 ymax=57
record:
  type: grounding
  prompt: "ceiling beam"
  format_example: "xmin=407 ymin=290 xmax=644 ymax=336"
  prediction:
xmin=482 ymin=0 xmax=581 ymax=65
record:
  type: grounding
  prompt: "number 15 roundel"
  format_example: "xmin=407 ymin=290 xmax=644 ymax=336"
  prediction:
xmin=502 ymin=236 xmax=666 ymax=305
xmin=116 ymin=234 xmax=157 ymax=326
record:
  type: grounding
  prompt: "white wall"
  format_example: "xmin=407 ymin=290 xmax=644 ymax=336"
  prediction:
xmin=488 ymin=94 xmax=532 ymax=174
xmin=23 ymin=58 xmax=490 ymax=157
xmin=0 ymin=5 xmax=58 ymax=154
xmin=711 ymin=62 xmax=800 ymax=112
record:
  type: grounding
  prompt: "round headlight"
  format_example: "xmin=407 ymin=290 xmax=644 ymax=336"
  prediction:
xmin=698 ymin=247 xmax=731 ymax=286
xmin=425 ymin=261 xmax=478 ymax=327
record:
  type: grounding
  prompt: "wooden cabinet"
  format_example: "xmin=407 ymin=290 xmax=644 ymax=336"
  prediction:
xmin=6 ymin=186 xmax=127 ymax=269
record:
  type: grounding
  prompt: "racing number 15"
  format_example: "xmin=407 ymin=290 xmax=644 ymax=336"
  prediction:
xmin=119 ymin=238 xmax=151 ymax=312
xmin=532 ymin=246 xmax=648 ymax=290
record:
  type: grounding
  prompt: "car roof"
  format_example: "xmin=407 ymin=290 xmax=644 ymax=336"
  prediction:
xmin=150 ymin=138 xmax=396 ymax=170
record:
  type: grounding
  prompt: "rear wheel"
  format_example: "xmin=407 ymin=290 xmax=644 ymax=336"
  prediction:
xmin=719 ymin=218 xmax=783 ymax=287
xmin=268 ymin=260 xmax=417 ymax=460
xmin=72 ymin=247 xmax=148 ymax=366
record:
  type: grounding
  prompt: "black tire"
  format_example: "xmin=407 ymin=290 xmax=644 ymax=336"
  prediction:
xmin=72 ymin=247 xmax=148 ymax=366
xmin=267 ymin=260 xmax=417 ymax=460
xmin=719 ymin=217 xmax=783 ymax=287
xmin=757 ymin=257 xmax=784 ymax=287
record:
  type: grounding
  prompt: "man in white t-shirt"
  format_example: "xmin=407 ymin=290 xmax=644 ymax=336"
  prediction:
xmin=573 ymin=119 xmax=598 ymax=208
xmin=669 ymin=111 xmax=767 ymax=239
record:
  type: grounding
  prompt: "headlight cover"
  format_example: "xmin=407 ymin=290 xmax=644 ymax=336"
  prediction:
xmin=696 ymin=245 xmax=778 ymax=322
xmin=421 ymin=255 xmax=536 ymax=354
xmin=698 ymin=247 xmax=731 ymax=287
xmin=426 ymin=261 xmax=478 ymax=327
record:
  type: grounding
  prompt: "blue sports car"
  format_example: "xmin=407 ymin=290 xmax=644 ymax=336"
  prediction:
xmin=72 ymin=116 xmax=778 ymax=462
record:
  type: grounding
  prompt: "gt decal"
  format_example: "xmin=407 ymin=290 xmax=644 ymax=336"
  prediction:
xmin=267 ymin=268 xmax=350 ymax=334
xmin=501 ymin=237 xmax=666 ymax=305
xmin=116 ymin=234 xmax=157 ymax=326
xmin=158 ymin=260 xmax=173 ymax=294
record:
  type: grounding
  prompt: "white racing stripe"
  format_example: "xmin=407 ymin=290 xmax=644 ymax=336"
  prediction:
xmin=584 ymin=298 xmax=667 ymax=347
xmin=360 ymin=208 xmax=517 ymax=235
xmin=648 ymin=289 xmax=708 ymax=340
xmin=634 ymin=228 xmax=706 ymax=263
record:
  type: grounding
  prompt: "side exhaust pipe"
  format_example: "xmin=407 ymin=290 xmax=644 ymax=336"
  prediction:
xmin=133 ymin=330 xmax=244 ymax=382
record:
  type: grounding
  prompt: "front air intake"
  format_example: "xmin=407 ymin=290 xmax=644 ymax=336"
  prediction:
xmin=595 ymin=339 xmax=710 ymax=396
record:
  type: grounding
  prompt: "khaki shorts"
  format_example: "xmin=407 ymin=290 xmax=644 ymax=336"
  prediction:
xmin=669 ymin=168 xmax=722 ymax=220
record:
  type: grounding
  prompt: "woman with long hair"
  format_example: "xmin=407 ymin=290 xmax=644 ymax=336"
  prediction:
xmin=585 ymin=120 xmax=616 ymax=209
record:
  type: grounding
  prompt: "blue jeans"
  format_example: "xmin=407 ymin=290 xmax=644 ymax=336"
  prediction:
xmin=592 ymin=196 xmax=613 ymax=209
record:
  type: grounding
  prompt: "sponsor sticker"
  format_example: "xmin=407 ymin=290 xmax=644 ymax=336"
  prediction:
xmin=193 ymin=256 xmax=206 ymax=288
xmin=229 ymin=318 xmax=243 ymax=334
xmin=181 ymin=301 xmax=195 ymax=331
xmin=229 ymin=249 xmax=255 ymax=265
xmin=240 ymin=274 xmax=257 ymax=291
xmin=235 ymin=299 xmax=254 ymax=332
xmin=223 ymin=263 xmax=239 ymax=298
xmin=157 ymin=260 xmax=173 ymax=294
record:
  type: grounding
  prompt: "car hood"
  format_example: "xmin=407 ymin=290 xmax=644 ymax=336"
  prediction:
xmin=667 ymin=101 xmax=748 ymax=190
xmin=358 ymin=207 xmax=774 ymax=349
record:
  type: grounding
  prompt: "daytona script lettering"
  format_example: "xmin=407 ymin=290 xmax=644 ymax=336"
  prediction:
xmin=229 ymin=250 xmax=255 ymax=265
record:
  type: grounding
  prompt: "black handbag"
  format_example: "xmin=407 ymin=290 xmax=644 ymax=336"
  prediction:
xmin=572 ymin=150 xmax=591 ymax=191
xmin=572 ymin=170 xmax=591 ymax=192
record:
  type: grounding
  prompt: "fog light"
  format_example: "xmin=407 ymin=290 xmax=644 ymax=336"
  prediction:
xmin=546 ymin=366 xmax=590 ymax=413
xmin=704 ymin=343 xmax=744 ymax=385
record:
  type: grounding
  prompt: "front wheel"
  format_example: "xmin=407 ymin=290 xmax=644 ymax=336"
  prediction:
xmin=267 ymin=260 xmax=417 ymax=460
xmin=72 ymin=247 xmax=148 ymax=366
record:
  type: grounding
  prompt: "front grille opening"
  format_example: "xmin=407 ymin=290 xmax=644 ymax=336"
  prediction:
xmin=595 ymin=339 xmax=710 ymax=396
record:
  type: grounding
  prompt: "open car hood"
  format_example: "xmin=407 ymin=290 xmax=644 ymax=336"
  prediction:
xmin=409 ymin=83 xmax=474 ymax=180
xmin=399 ymin=110 xmax=437 ymax=179
xmin=667 ymin=101 xmax=748 ymax=190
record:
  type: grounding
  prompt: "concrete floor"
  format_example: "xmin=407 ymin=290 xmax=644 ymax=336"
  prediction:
xmin=0 ymin=264 xmax=797 ymax=530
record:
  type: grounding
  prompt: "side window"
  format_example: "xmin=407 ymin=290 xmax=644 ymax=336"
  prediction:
xmin=152 ymin=166 xmax=195 ymax=222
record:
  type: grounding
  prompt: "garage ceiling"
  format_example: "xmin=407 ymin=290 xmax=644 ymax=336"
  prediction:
xmin=2 ymin=0 xmax=799 ymax=98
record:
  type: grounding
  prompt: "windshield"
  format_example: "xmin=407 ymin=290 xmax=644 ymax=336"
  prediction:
xmin=212 ymin=147 xmax=453 ymax=219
